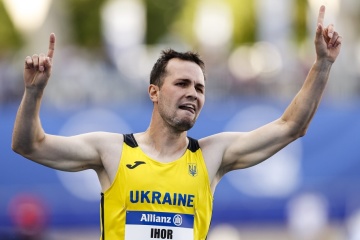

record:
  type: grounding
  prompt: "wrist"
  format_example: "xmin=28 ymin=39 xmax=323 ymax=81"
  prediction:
xmin=25 ymin=86 xmax=45 ymax=99
xmin=314 ymin=58 xmax=333 ymax=70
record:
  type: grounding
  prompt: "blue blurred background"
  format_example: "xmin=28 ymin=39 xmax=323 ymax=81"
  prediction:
xmin=1 ymin=0 xmax=360 ymax=239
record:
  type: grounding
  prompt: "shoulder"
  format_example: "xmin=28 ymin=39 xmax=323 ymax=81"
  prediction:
xmin=199 ymin=132 xmax=244 ymax=152
xmin=199 ymin=132 xmax=244 ymax=163
xmin=72 ymin=132 xmax=124 ymax=165
xmin=87 ymin=132 xmax=125 ymax=191
xmin=79 ymin=131 xmax=124 ymax=149
xmin=198 ymin=132 xmax=245 ymax=183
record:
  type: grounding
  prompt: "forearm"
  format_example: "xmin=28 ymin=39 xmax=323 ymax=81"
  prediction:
xmin=282 ymin=59 xmax=333 ymax=136
xmin=12 ymin=88 xmax=46 ymax=155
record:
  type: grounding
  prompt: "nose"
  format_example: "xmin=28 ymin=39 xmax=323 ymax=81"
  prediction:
xmin=186 ymin=87 xmax=198 ymax=100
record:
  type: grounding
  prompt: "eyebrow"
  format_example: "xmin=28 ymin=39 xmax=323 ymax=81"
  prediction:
xmin=178 ymin=78 xmax=205 ymax=88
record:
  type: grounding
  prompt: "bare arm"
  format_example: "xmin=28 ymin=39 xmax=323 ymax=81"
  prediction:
xmin=11 ymin=33 xmax=106 ymax=172
xmin=202 ymin=5 xmax=342 ymax=183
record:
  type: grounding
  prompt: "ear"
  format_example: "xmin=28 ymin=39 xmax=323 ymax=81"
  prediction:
xmin=148 ymin=84 xmax=159 ymax=103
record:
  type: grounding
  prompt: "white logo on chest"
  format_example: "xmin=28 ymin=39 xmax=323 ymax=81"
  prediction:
xmin=140 ymin=213 xmax=172 ymax=224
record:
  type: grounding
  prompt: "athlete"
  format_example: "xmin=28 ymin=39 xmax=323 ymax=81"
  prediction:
xmin=12 ymin=5 xmax=341 ymax=240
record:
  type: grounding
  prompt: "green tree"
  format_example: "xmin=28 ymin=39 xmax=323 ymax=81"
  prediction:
xmin=64 ymin=0 xmax=107 ymax=49
xmin=0 ymin=1 xmax=23 ymax=55
xmin=144 ymin=0 xmax=185 ymax=44
xmin=292 ymin=0 xmax=308 ymax=44
xmin=228 ymin=0 xmax=257 ymax=46
xmin=172 ymin=0 xmax=257 ymax=48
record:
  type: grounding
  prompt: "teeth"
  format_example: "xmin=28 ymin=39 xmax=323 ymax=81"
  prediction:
xmin=180 ymin=105 xmax=195 ymax=112
xmin=183 ymin=104 xmax=194 ymax=110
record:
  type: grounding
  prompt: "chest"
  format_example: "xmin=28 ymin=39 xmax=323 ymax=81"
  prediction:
xmin=101 ymin=142 xmax=213 ymax=240
xmin=121 ymin=150 xmax=204 ymax=195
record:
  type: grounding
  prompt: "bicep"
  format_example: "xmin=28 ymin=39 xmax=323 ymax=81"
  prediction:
xmin=222 ymin=119 xmax=298 ymax=171
xmin=24 ymin=132 xmax=104 ymax=172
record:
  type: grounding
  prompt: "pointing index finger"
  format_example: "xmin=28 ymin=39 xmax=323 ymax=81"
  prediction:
xmin=317 ymin=5 xmax=326 ymax=26
xmin=47 ymin=33 xmax=56 ymax=59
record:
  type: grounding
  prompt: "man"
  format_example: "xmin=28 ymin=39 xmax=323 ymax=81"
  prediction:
xmin=12 ymin=5 xmax=341 ymax=240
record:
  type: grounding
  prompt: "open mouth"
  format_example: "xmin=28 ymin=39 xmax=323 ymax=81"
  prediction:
xmin=179 ymin=104 xmax=195 ymax=114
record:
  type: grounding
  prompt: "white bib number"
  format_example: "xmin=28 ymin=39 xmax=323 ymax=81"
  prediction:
xmin=125 ymin=211 xmax=194 ymax=240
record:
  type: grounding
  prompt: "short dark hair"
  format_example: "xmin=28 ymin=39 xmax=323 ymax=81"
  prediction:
xmin=149 ymin=49 xmax=205 ymax=87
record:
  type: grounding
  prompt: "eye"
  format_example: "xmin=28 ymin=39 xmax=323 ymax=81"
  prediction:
xmin=176 ymin=82 xmax=186 ymax=87
xmin=196 ymin=87 xmax=204 ymax=94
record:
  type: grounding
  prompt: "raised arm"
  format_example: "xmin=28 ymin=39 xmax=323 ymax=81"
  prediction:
xmin=11 ymin=34 xmax=105 ymax=172
xmin=202 ymin=5 xmax=342 ymax=182
xmin=280 ymin=5 xmax=342 ymax=137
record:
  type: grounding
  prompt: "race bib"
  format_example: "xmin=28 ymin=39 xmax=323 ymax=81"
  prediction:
xmin=125 ymin=210 xmax=194 ymax=240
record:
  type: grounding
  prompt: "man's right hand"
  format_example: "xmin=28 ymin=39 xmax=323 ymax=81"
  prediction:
xmin=24 ymin=33 xmax=56 ymax=90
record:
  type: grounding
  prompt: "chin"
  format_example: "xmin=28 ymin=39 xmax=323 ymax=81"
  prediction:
xmin=173 ymin=119 xmax=195 ymax=132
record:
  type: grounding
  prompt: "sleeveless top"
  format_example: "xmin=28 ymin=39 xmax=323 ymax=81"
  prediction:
xmin=100 ymin=134 xmax=213 ymax=240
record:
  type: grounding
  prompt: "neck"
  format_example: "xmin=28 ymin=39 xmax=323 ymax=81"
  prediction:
xmin=135 ymin=115 xmax=189 ymax=162
xmin=147 ymin=122 xmax=188 ymax=151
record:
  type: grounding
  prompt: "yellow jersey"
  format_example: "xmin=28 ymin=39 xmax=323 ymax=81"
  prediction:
xmin=100 ymin=134 xmax=213 ymax=240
